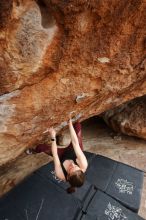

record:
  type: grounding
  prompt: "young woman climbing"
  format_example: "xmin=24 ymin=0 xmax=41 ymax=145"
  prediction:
xmin=26 ymin=117 xmax=88 ymax=193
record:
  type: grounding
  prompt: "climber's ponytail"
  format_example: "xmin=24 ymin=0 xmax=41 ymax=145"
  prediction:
xmin=67 ymin=170 xmax=85 ymax=193
xmin=67 ymin=186 xmax=76 ymax=194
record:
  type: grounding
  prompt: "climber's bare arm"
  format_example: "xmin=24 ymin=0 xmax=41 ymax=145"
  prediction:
xmin=49 ymin=128 xmax=65 ymax=181
xmin=68 ymin=119 xmax=88 ymax=172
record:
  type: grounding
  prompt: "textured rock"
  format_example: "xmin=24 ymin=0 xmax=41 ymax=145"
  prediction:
xmin=0 ymin=0 xmax=146 ymax=167
xmin=0 ymin=0 xmax=13 ymax=29
xmin=0 ymin=0 xmax=60 ymax=94
xmin=0 ymin=152 xmax=51 ymax=197
xmin=103 ymin=95 xmax=146 ymax=140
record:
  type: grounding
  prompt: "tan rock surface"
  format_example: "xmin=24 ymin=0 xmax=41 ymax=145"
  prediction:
xmin=0 ymin=0 xmax=146 ymax=167
xmin=103 ymin=95 xmax=146 ymax=140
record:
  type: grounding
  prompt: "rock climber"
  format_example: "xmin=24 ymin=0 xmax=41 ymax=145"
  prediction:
xmin=26 ymin=116 xmax=88 ymax=193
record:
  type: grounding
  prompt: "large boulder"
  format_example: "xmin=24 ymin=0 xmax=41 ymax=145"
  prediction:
xmin=0 ymin=0 xmax=146 ymax=167
xmin=103 ymin=95 xmax=146 ymax=140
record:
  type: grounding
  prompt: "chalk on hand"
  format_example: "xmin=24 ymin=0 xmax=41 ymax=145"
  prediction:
xmin=71 ymin=113 xmax=82 ymax=122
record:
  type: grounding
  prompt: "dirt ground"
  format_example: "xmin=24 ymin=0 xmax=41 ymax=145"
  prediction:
xmin=82 ymin=117 xmax=146 ymax=219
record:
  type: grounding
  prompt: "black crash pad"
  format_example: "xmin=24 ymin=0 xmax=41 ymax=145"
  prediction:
xmin=80 ymin=190 xmax=145 ymax=220
xmin=0 ymin=173 xmax=81 ymax=220
xmin=0 ymin=151 xmax=144 ymax=220
xmin=36 ymin=162 xmax=96 ymax=209
xmin=36 ymin=151 xmax=144 ymax=213
xmin=35 ymin=151 xmax=96 ymax=206
xmin=85 ymin=154 xmax=144 ymax=212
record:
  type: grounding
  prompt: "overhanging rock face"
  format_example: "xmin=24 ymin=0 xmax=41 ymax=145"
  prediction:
xmin=0 ymin=0 xmax=146 ymax=166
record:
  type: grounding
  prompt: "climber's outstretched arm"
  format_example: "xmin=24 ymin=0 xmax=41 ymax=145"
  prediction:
xmin=49 ymin=128 xmax=65 ymax=180
xmin=68 ymin=119 xmax=88 ymax=172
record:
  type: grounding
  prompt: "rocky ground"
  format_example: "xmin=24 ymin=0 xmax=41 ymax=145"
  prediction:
xmin=82 ymin=117 xmax=146 ymax=219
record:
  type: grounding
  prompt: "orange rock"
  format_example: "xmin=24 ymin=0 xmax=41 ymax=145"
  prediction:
xmin=0 ymin=0 xmax=146 ymax=166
